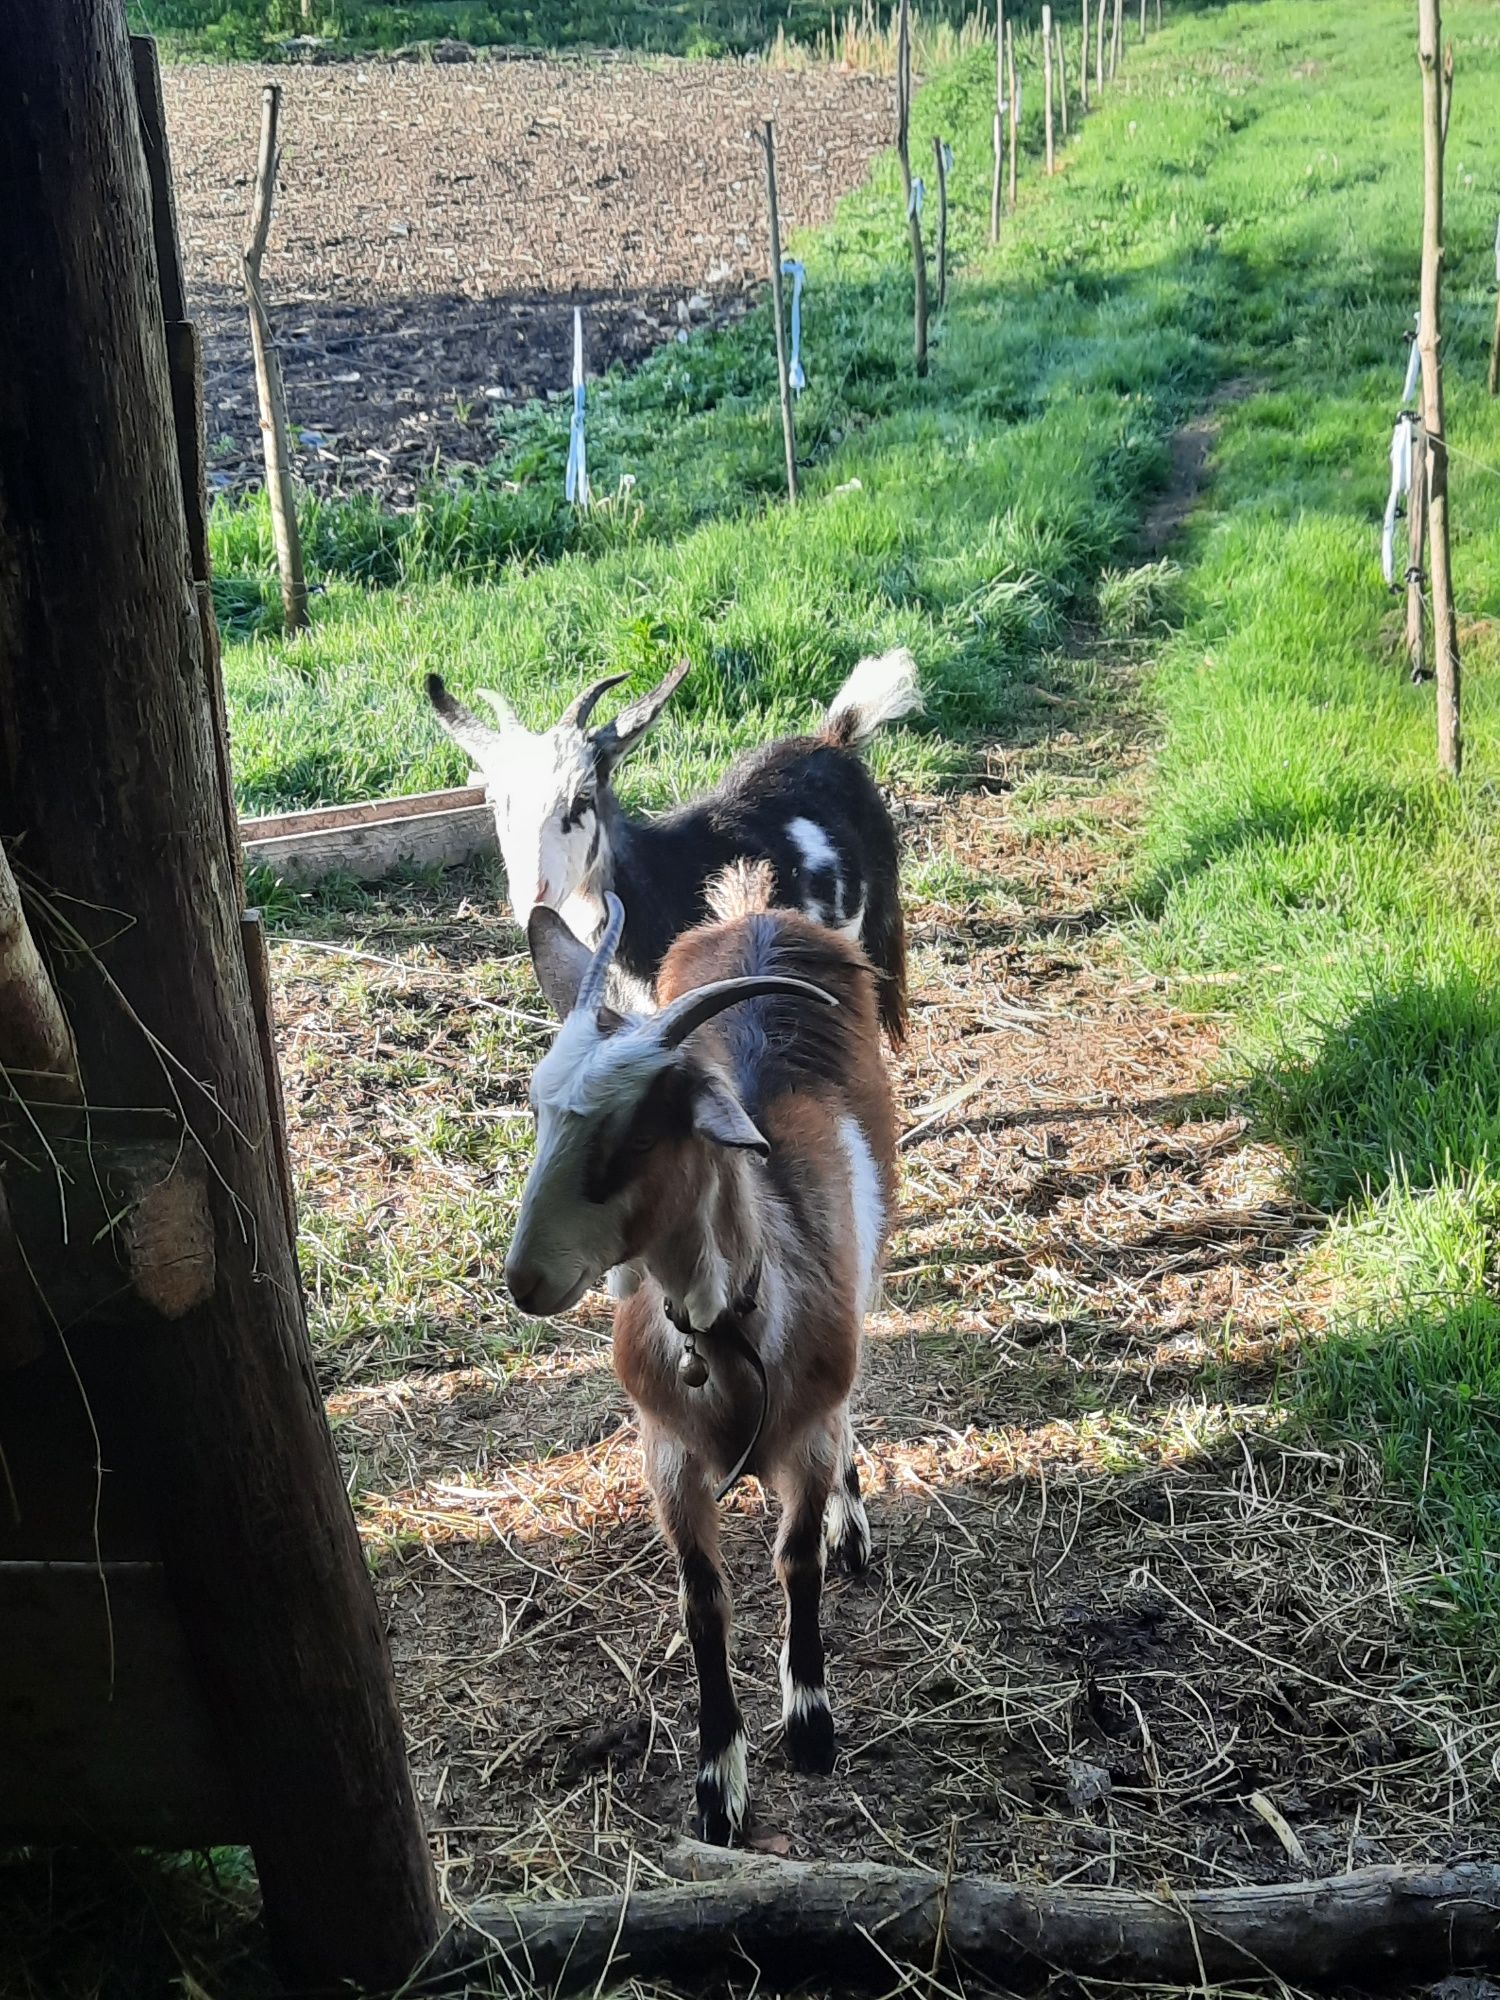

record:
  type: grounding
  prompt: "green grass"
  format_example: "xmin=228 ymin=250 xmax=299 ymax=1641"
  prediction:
xmin=214 ymin=0 xmax=1500 ymax=1629
xmin=1115 ymin=3 xmax=1500 ymax=1631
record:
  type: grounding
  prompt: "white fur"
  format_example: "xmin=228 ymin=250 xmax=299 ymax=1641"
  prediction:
xmin=465 ymin=714 xmax=606 ymax=933
xmin=837 ymin=1114 xmax=883 ymax=1322
xmin=786 ymin=814 xmax=845 ymax=929
xmin=778 ymin=1635 xmax=830 ymax=1722
xmin=699 ymin=1733 xmax=750 ymax=1831
xmin=823 ymin=647 xmax=923 ymax=747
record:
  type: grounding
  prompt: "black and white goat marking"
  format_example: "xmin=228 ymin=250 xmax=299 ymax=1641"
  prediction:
xmin=424 ymin=647 xmax=920 ymax=1040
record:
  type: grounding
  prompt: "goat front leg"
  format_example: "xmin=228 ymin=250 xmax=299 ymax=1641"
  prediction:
xmin=644 ymin=1426 xmax=748 ymax=1844
xmin=822 ymin=1404 xmax=873 ymax=1576
xmin=773 ymin=1429 xmax=838 ymax=1774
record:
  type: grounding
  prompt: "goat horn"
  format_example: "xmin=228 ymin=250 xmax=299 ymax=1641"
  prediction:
xmin=575 ymin=892 xmax=626 ymax=1016
xmin=655 ymin=976 xmax=839 ymax=1051
xmin=561 ymin=673 xmax=631 ymax=731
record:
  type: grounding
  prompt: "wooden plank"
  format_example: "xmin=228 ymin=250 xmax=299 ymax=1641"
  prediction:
xmin=128 ymin=35 xmax=186 ymax=327
xmin=242 ymin=797 xmax=496 ymax=885
xmin=0 ymin=1562 xmax=240 ymax=1846
xmin=240 ymin=783 xmax=487 ymax=844
xmin=242 ymin=910 xmax=298 ymax=1243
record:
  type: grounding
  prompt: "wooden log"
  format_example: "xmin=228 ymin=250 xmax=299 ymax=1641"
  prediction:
xmin=762 ymin=121 xmax=798 ymax=503
xmin=465 ymin=1848 xmax=1500 ymax=1993
xmin=0 ymin=1 xmax=439 ymax=1986
xmin=1417 ymin=0 xmax=1461 ymax=774
xmin=0 ymin=835 xmax=80 ymax=1105
xmin=242 ymin=84 xmax=309 ymax=633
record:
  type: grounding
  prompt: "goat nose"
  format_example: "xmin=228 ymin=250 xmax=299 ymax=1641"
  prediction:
xmin=506 ymin=1259 xmax=544 ymax=1314
xmin=535 ymin=878 xmax=553 ymax=905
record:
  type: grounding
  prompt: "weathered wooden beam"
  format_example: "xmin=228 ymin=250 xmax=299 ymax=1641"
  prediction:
xmin=240 ymin=784 xmax=494 ymax=885
xmin=0 ymin=2 xmax=439 ymax=1985
xmin=463 ymin=1846 xmax=1500 ymax=1994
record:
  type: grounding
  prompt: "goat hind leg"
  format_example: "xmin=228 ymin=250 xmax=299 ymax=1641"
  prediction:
xmin=774 ymin=1439 xmax=837 ymax=1774
xmin=822 ymin=1406 xmax=873 ymax=1576
xmin=647 ymin=1432 xmax=748 ymax=1843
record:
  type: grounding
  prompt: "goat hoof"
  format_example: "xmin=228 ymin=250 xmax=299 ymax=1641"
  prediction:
xmin=695 ymin=1733 xmax=749 ymax=1845
xmin=783 ymin=1692 xmax=836 ymax=1775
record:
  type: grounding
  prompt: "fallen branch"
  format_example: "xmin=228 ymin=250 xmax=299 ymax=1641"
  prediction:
xmin=460 ymin=1848 xmax=1500 ymax=1993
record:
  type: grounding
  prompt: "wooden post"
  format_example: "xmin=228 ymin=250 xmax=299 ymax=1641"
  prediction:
xmin=1442 ymin=40 xmax=1454 ymax=143
xmin=1417 ymin=0 xmax=1460 ymax=775
xmin=1139 ymin=0 xmax=1146 ymax=35
xmin=1080 ymin=0 xmax=1090 ymax=111
xmin=0 ymin=0 xmax=441 ymax=1984
xmin=1405 ymin=417 xmax=1429 ymax=683
xmin=896 ymin=0 xmax=929 ymax=377
xmin=242 ymin=85 xmax=308 ymax=634
xmin=1043 ymin=7 xmax=1055 ymax=173
xmin=991 ymin=0 xmax=1005 ymax=240
xmin=1110 ymin=0 xmax=1123 ymax=79
xmin=762 ymin=122 xmax=799 ymax=502
xmin=1008 ymin=22 xmax=1019 ymax=209
xmin=932 ymin=136 xmax=950 ymax=309
xmin=1056 ymin=19 xmax=1069 ymax=140
xmin=1156 ymin=0 xmax=1162 ymax=22
xmin=1095 ymin=0 xmax=1106 ymax=93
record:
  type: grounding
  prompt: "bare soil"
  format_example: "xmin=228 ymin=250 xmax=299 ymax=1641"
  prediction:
xmin=264 ymin=695 xmax=1498 ymax=1982
xmin=160 ymin=60 xmax=889 ymax=502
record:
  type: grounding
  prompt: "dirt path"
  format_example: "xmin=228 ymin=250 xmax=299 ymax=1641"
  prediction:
xmin=266 ymin=695 xmax=1497 ymax=1956
xmin=160 ymin=60 xmax=888 ymax=503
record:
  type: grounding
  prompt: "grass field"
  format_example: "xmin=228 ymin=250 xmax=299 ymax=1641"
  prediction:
xmin=215 ymin=0 xmax=1500 ymax=1638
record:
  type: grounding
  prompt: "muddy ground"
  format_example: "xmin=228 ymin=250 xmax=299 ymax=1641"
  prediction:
xmin=160 ymin=59 xmax=889 ymax=502
xmin=263 ymin=686 xmax=1497 ymax=1983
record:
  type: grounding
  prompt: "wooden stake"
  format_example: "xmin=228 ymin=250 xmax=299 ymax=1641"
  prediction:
xmin=1080 ymin=0 xmax=1090 ymax=111
xmin=1043 ymin=6 xmax=1055 ymax=173
xmin=1442 ymin=38 xmax=1454 ymax=143
xmin=896 ymin=0 xmax=928 ymax=376
xmin=991 ymin=0 xmax=1005 ymax=239
xmin=1417 ymin=0 xmax=1460 ymax=774
xmin=1405 ymin=416 xmax=1429 ymax=683
xmin=1155 ymin=0 xmax=1162 ymax=23
xmin=1008 ymin=22 xmax=1019 ymax=210
xmin=1110 ymin=0 xmax=1123 ymax=78
xmin=1056 ymin=18 xmax=1069 ymax=139
xmin=932 ymin=135 xmax=950 ymax=310
xmin=1139 ymin=0 xmax=1146 ymax=35
xmin=1095 ymin=0 xmax=1106 ymax=92
xmin=242 ymin=84 xmax=308 ymax=634
xmin=761 ymin=122 xmax=799 ymax=501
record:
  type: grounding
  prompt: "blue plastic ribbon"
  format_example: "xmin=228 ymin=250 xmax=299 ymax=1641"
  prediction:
xmin=565 ymin=306 xmax=589 ymax=508
xmin=782 ymin=258 xmax=806 ymax=393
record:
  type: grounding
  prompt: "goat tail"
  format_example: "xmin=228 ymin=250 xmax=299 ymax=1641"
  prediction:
xmin=821 ymin=647 xmax=923 ymax=750
xmin=706 ymin=858 xmax=777 ymax=923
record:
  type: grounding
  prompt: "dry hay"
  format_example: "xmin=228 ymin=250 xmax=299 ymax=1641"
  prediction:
xmin=261 ymin=718 xmax=1500 ymax=1995
xmin=159 ymin=60 xmax=889 ymax=501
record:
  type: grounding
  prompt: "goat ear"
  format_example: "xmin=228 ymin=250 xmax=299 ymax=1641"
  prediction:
xmin=527 ymin=906 xmax=597 ymax=1020
xmin=426 ymin=674 xmax=511 ymax=767
xmin=474 ymin=686 xmax=522 ymax=734
xmin=591 ymin=658 xmax=690 ymax=770
xmin=691 ymin=1074 xmax=769 ymax=1156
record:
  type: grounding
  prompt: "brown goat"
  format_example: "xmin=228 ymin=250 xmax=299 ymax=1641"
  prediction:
xmin=506 ymin=866 xmax=897 ymax=1841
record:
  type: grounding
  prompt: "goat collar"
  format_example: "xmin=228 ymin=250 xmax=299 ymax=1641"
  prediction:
xmin=662 ymin=1258 xmax=767 ymax=1504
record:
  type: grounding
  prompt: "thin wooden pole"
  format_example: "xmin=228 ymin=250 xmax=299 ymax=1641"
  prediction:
xmin=1056 ymin=19 xmax=1069 ymax=140
xmin=1095 ymin=0 xmax=1106 ymax=93
xmin=1442 ymin=39 xmax=1454 ymax=143
xmin=242 ymin=85 xmax=308 ymax=634
xmin=1043 ymin=6 xmax=1055 ymax=173
xmin=1080 ymin=0 xmax=1090 ymax=111
xmin=1139 ymin=0 xmax=1146 ymax=36
xmin=1405 ymin=417 xmax=1429 ymax=683
xmin=1110 ymin=0 xmax=1123 ymax=79
xmin=991 ymin=0 xmax=1005 ymax=241
xmin=1417 ymin=0 xmax=1460 ymax=774
xmin=1155 ymin=0 xmax=1161 ymax=23
xmin=932 ymin=135 xmax=950 ymax=310
xmin=896 ymin=0 xmax=928 ymax=376
xmin=762 ymin=122 xmax=798 ymax=503
xmin=1007 ymin=22 xmax=1019 ymax=209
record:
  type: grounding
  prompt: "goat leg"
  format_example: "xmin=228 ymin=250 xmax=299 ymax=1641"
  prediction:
xmin=822 ymin=1406 xmax=873 ymax=1576
xmin=774 ymin=1442 xmax=837 ymax=1775
xmin=648 ymin=1431 xmax=749 ymax=1843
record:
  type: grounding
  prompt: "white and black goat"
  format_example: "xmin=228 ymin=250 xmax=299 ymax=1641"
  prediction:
xmin=505 ymin=865 xmax=896 ymax=1842
xmin=424 ymin=647 xmax=919 ymax=1040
